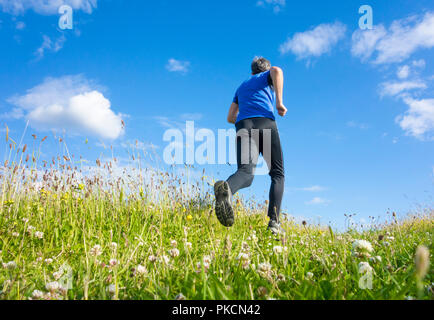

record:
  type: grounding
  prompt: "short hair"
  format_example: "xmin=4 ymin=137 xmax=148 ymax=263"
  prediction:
xmin=251 ymin=57 xmax=271 ymax=75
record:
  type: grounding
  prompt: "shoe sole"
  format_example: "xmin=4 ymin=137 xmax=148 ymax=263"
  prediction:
xmin=214 ymin=181 xmax=234 ymax=227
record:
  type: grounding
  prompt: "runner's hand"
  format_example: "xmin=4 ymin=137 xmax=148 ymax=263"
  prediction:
xmin=277 ymin=103 xmax=287 ymax=117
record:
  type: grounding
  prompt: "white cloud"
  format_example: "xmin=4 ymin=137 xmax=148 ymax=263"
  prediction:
xmin=412 ymin=59 xmax=426 ymax=69
xmin=0 ymin=0 xmax=97 ymax=15
xmin=306 ymin=197 xmax=330 ymax=205
xmin=34 ymin=34 xmax=66 ymax=59
xmin=256 ymin=0 xmax=285 ymax=14
xmin=379 ymin=80 xmax=427 ymax=97
xmin=6 ymin=75 xmax=124 ymax=139
xmin=346 ymin=121 xmax=369 ymax=129
xmin=352 ymin=12 xmax=434 ymax=64
xmin=166 ymin=58 xmax=190 ymax=74
xmin=280 ymin=22 xmax=346 ymax=60
xmin=297 ymin=185 xmax=327 ymax=192
xmin=397 ymin=65 xmax=410 ymax=79
xmin=15 ymin=21 xmax=25 ymax=29
xmin=396 ymin=97 xmax=434 ymax=139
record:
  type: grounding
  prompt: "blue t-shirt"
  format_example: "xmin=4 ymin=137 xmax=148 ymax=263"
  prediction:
xmin=233 ymin=70 xmax=275 ymax=123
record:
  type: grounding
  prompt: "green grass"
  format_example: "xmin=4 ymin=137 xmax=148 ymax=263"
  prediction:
xmin=0 ymin=134 xmax=433 ymax=300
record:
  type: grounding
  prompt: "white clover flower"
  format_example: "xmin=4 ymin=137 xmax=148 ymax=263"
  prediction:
xmin=161 ymin=255 xmax=170 ymax=264
xmin=175 ymin=293 xmax=186 ymax=300
xmin=352 ymin=240 xmax=373 ymax=253
xmin=242 ymin=242 xmax=249 ymax=251
xmin=53 ymin=270 xmax=63 ymax=280
xmin=90 ymin=244 xmax=102 ymax=257
xmin=109 ymin=259 xmax=118 ymax=267
xmin=31 ymin=290 xmax=44 ymax=299
xmin=12 ymin=232 xmax=19 ymax=237
xmin=46 ymin=281 xmax=60 ymax=292
xmin=273 ymin=246 xmax=283 ymax=254
xmin=107 ymin=284 xmax=116 ymax=295
xmin=236 ymin=253 xmax=250 ymax=261
xmin=34 ymin=231 xmax=44 ymax=239
xmin=22 ymin=218 xmax=29 ymax=223
xmin=148 ymin=255 xmax=157 ymax=263
xmin=306 ymin=272 xmax=314 ymax=280
xmin=170 ymin=240 xmax=178 ymax=248
xmin=370 ymin=256 xmax=382 ymax=264
xmin=203 ymin=255 xmax=212 ymax=266
xmin=136 ymin=264 xmax=147 ymax=275
xmin=358 ymin=262 xmax=373 ymax=274
xmin=184 ymin=242 xmax=192 ymax=250
xmin=44 ymin=258 xmax=53 ymax=264
xmin=4 ymin=261 xmax=17 ymax=270
xmin=258 ymin=262 xmax=272 ymax=273
xmin=169 ymin=248 xmax=180 ymax=258
xmin=27 ymin=225 xmax=35 ymax=233
xmin=110 ymin=242 xmax=118 ymax=250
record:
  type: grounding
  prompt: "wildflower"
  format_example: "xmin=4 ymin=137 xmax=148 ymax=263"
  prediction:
xmin=161 ymin=255 xmax=170 ymax=264
xmin=352 ymin=240 xmax=373 ymax=253
xmin=242 ymin=242 xmax=249 ymax=251
xmin=358 ymin=262 xmax=373 ymax=274
xmin=12 ymin=232 xmax=19 ymax=237
xmin=186 ymin=215 xmax=193 ymax=221
xmin=415 ymin=246 xmax=430 ymax=280
xmin=203 ymin=255 xmax=212 ymax=267
xmin=184 ymin=242 xmax=192 ymax=250
xmin=236 ymin=253 xmax=249 ymax=261
xmin=90 ymin=245 xmax=102 ymax=257
xmin=257 ymin=286 xmax=268 ymax=297
xmin=277 ymin=274 xmax=286 ymax=282
xmin=370 ymin=256 xmax=382 ymax=264
xmin=170 ymin=240 xmax=178 ymax=248
xmin=257 ymin=262 xmax=272 ymax=278
xmin=46 ymin=281 xmax=60 ymax=292
xmin=27 ymin=225 xmax=35 ymax=233
xmin=169 ymin=248 xmax=180 ymax=258
xmin=136 ymin=265 xmax=147 ymax=275
xmin=107 ymin=284 xmax=116 ymax=295
xmin=110 ymin=242 xmax=118 ymax=250
xmin=175 ymin=293 xmax=186 ymax=300
xmin=148 ymin=255 xmax=157 ymax=263
xmin=4 ymin=261 xmax=17 ymax=270
xmin=273 ymin=246 xmax=283 ymax=254
xmin=236 ymin=253 xmax=250 ymax=269
xmin=109 ymin=259 xmax=118 ymax=267
xmin=34 ymin=231 xmax=44 ymax=239
xmin=31 ymin=290 xmax=44 ymax=300
xmin=53 ymin=271 xmax=63 ymax=280
xmin=306 ymin=272 xmax=314 ymax=280
xmin=247 ymin=234 xmax=258 ymax=242
xmin=44 ymin=258 xmax=53 ymax=265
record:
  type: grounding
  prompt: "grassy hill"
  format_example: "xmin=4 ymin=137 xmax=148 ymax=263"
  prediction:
xmin=0 ymin=139 xmax=432 ymax=300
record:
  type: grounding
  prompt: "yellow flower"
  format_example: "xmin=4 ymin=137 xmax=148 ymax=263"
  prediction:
xmin=186 ymin=215 xmax=193 ymax=221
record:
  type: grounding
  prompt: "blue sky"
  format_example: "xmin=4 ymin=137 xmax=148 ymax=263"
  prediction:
xmin=1 ymin=0 xmax=433 ymax=229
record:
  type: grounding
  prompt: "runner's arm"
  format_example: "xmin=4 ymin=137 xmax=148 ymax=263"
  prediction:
xmin=227 ymin=102 xmax=239 ymax=124
xmin=270 ymin=67 xmax=287 ymax=117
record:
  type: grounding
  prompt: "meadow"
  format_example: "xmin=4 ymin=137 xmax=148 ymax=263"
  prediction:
xmin=0 ymin=131 xmax=432 ymax=300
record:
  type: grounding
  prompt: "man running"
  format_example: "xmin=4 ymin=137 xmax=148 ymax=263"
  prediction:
xmin=214 ymin=57 xmax=287 ymax=234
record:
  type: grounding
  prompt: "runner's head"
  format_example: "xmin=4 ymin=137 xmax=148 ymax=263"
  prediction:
xmin=251 ymin=57 xmax=271 ymax=75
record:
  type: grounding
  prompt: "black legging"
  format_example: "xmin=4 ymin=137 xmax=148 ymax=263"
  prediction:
xmin=227 ymin=117 xmax=285 ymax=221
